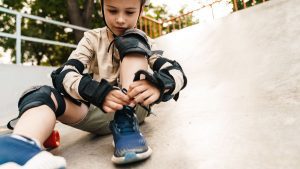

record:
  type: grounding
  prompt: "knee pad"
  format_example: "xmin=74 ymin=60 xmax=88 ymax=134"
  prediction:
xmin=18 ymin=85 xmax=66 ymax=117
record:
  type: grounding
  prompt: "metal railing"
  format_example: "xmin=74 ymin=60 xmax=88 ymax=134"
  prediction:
xmin=137 ymin=0 xmax=224 ymax=38
xmin=232 ymin=0 xmax=268 ymax=11
xmin=0 ymin=7 xmax=90 ymax=64
xmin=138 ymin=0 xmax=270 ymax=38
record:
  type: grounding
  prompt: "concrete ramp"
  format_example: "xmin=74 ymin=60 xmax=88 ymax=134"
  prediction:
xmin=0 ymin=65 xmax=54 ymax=124
xmin=1 ymin=0 xmax=300 ymax=168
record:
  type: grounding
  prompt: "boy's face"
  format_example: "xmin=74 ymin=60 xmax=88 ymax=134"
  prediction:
xmin=103 ymin=0 xmax=141 ymax=36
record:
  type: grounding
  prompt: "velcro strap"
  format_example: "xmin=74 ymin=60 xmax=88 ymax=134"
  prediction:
xmin=134 ymin=70 xmax=175 ymax=104
xmin=153 ymin=58 xmax=187 ymax=90
xmin=153 ymin=57 xmax=168 ymax=71
xmin=64 ymin=59 xmax=85 ymax=74
xmin=78 ymin=75 xmax=113 ymax=109
xmin=51 ymin=68 xmax=81 ymax=105
xmin=50 ymin=88 xmax=66 ymax=117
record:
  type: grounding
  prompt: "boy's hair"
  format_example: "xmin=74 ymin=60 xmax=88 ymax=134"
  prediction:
xmin=101 ymin=0 xmax=148 ymax=35
xmin=141 ymin=0 xmax=146 ymax=5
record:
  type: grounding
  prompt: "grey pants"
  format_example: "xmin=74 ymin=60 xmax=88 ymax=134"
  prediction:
xmin=68 ymin=105 xmax=149 ymax=135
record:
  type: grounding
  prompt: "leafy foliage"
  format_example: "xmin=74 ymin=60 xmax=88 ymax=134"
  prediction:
xmin=232 ymin=0 xmax=267 ymax=10
xmin=0 ymin=0 xmax=104 ymax=66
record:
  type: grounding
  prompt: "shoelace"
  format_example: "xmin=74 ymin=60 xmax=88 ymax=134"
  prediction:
xmin=115 ymin=107 xmax=135 ymax=134
xmin=121 ymin=88 xmax=156 ymax=116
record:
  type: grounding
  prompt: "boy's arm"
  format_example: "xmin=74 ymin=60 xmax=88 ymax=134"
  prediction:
xmin=51 ymin=30 xmax=114 ymax=109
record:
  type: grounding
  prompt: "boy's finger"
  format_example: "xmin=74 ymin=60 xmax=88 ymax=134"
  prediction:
xmin=143 ymin=94 xmax=157 ymax=106
xmin=110 ymin=95 xmax=128 ymax=105
xmin=128 ymin=80 xmax=144 ymax=91
xmin=127 ymin=85 xmax=147 ymax=98
xmin=134 ymin=90 xmax=151 ymax=103
xmin=103 ymin=106 xmax=114 ymax=113
xmin=107 ymin=100 xmax=123 ymax=111
xmin=112 ymin=90 xmax=130 ymax=103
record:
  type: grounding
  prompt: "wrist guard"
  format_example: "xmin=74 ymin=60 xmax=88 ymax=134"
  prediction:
xmin=134 ymin=70 xmax=175 ymax=104
xmin=78 ymin=75 xmax=113 ymax=109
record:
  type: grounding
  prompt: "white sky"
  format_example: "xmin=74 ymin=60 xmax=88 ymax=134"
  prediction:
xmin=151 ymin=0 xmax=200 ymax=14
xmin=149 ymin=0 xmax=233 ymax=22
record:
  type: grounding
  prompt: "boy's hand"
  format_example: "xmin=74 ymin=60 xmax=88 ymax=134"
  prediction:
xmin=127 ymin=80 xmax=160 ymax=106
xmin=102 ymin=89 xmax=131 ymax=113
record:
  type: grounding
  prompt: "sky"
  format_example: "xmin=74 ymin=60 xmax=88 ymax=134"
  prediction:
xmin=151 ymin=0 xmax=200 ymax=14
xmin=150 ymin=0 xmax=233 ymax=22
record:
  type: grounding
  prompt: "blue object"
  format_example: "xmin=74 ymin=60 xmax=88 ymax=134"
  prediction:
xmin=0 ymin=135 xmax=41 ymax=165
xmin=109 ymin=106 xmax=151 ymax=164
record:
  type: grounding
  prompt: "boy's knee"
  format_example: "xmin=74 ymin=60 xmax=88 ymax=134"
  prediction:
xmin=18 ymin=85 xmax=66 ymax=118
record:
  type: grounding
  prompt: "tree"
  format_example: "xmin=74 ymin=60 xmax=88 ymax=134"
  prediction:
xmin=0 ymin=0 xmax=105 ymax=66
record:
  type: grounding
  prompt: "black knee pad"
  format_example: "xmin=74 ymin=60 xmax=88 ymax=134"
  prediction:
xmin=18 ymin=85 xmax=66 ymax=117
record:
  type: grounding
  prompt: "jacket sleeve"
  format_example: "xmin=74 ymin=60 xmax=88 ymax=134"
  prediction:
xmin=52 ymin=29 xmax=114 ymax=109
xmin=60 ymin=31 xmax=97 ymax=100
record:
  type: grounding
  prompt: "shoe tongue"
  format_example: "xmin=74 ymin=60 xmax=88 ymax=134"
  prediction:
xmin=115 ymin=106 xmax=135 ymax=133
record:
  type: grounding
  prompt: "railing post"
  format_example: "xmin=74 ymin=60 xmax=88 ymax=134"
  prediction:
xmin=242 ymin=0 xmax=247 ymax=8
xmin=158 ymin=23 xmax=162 ymax=37
xmin=210 ymin=4 xmax=215 ymax=20
xmin=16 ymin=13 xmax=22 ymax=64
xmin=232 ymin=0 xmax=238 ymax=11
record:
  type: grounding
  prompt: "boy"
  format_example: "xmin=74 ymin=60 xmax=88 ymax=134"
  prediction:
xmin=0 ymin=0 xmax=187 ymax=168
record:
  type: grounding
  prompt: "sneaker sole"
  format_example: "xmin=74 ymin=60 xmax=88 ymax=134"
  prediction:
xmin=111 ymin=146 xmax=152 ymax=164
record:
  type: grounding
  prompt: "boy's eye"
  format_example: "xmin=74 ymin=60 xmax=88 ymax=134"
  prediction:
xmin=108 ymin=10 xmax=117 ymax=14
xmin=126 ymin=11 xmax=135 ymax=15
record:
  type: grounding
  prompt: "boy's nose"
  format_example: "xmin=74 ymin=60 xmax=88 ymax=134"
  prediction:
xmin=116 ymin=15 xmax=125 ymax=24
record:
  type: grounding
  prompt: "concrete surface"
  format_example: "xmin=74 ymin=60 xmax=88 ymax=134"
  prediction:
xmin=1 ymin=0 xmax=300 ymax=168
xmin=0 ymin=65 xmax=54 ymax=124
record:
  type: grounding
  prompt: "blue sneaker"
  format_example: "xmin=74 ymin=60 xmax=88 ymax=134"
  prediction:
xmin=109 ymin=106 xmax=152 ymax=164
xmin=0 ymin=135 xmax=66 ymax=169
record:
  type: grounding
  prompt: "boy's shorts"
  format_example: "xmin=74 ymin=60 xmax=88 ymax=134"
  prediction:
xmin=67 ymin=105 xmax=149 ymax=135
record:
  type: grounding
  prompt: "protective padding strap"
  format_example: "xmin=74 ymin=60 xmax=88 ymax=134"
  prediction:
xmin=18 ymin=86 xmax=66 ymax=116
xmin=134 ymin=70 xmax=175 ymax=104
xmin=64 ymin=59 xmax=85 ymax=74
xmin=7 ymin=86 xmax=66 ymax=130
xmin=153 ymin=57 xmax=187 ymax=90
xmin=51 ymin=68 xmax=81 ymax=105
xmin=78 ymin=75 xmax=113 ymax=110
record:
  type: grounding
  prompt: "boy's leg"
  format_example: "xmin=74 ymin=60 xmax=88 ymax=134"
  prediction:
xmin=0 ymin=85 xmax=88 ymax=168
xmin=120 ymin=54 xmax=148 ymax=90
xmin=12 ymin=88 xmax=88 ymax=146
xmin=109 ymin=54 xmax=152 ymax=164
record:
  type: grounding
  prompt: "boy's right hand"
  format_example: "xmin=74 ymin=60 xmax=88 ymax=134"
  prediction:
xmin=102 ymin=89 xmax=131 ymax=113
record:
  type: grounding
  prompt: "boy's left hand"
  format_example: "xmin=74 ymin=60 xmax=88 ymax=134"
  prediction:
xmin=127 ymin=79 xmax=160 ymax=106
